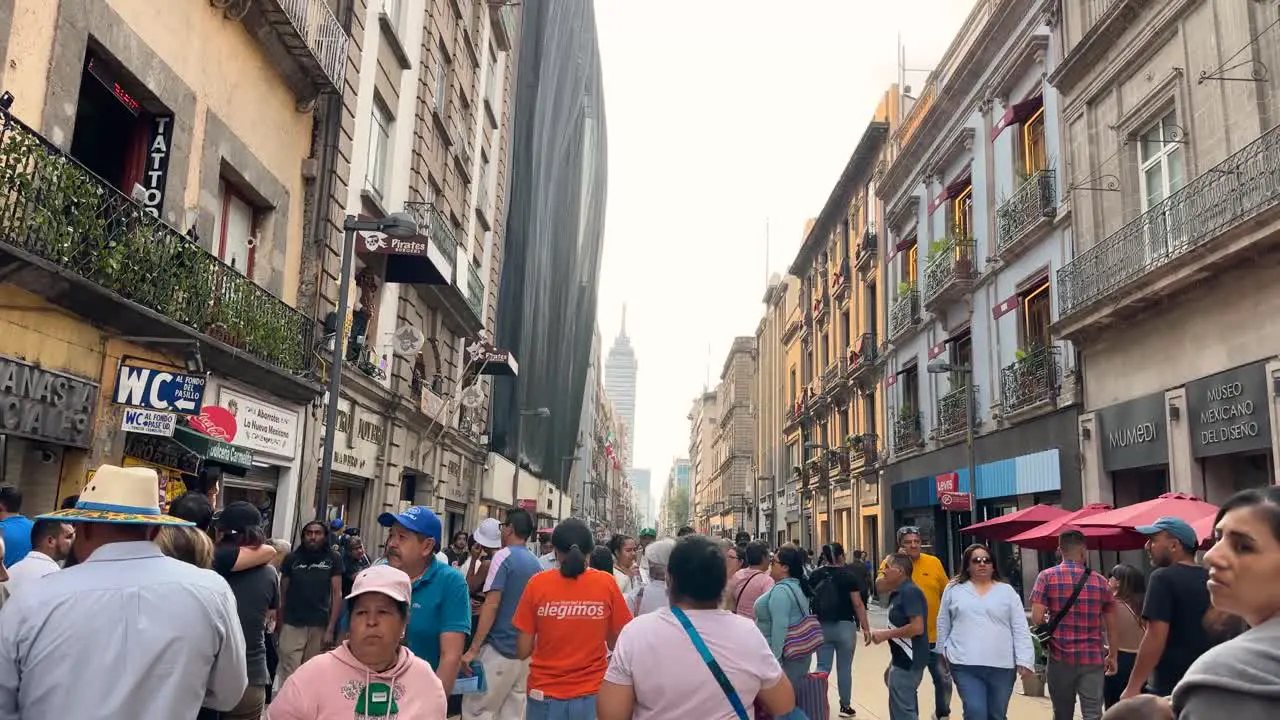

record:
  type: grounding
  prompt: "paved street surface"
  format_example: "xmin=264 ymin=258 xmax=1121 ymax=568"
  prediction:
xmin=832 ymin=605 xmax=1073 ymax=719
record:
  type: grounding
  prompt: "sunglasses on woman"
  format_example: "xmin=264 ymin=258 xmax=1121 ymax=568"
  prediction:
xmin=970 ymin=556 xmax=993 ymax=565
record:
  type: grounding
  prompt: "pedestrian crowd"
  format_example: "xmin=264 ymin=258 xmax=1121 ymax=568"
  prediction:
xmin=0 ymin=464 xmax=1277 ymax=720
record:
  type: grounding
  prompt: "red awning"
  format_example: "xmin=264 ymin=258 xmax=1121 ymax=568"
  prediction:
xmin=959 ymin=504 xmax=1067 ymax=542
xmin=991 ymin=94 xmax=1044 ymax=141
xmin=945 ymin=174 xmax=972 ymax=200
xmin=1004 ymin=504 xmax=1125 ymax=551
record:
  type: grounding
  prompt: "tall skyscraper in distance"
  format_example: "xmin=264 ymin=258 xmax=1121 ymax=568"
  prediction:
xmin=605 ymin=304 xmax=638 ymax=471
xmin=670 ymin=458 xmax=691 ymax=494
xmin=631 ymin=468 xmax=651 ymax=528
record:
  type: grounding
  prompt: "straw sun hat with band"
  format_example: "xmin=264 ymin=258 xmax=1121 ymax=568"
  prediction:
xmin=38 ymin=465 xmax=193 ymax=526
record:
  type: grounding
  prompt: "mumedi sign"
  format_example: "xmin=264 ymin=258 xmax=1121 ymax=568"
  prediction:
xmin=1186 ymin=362 xmax=1272 ymax=458
xmin=1096 ymin=392 xmax=1168 ymax=472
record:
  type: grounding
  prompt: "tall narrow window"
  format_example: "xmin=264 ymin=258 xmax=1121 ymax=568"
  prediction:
xmin=901 ymin=365 xmax=920 ymax=414
xmin=1139 ymin=110 xmax=1185 ymax=210
xmin=367 ymin=97 xmax=393 ymax=197
xmin=904 ymin=241 xmax=918 ymax=288
xmin=1020 ymin=278 xmax=1052 ymax=351
xmin=950 ymin=182 xmax=974 ymax=239
xmin=789 ymin=367 xmax=797 ymax=406
xmin=213 ymin=180 xmax=255 ymax=276
xmin=434 ymin=51 xmax=450 ymax=113
xmin=949 ymin=329 xmax=973 ymax=389
xmin=1022 ymin=105 xmax=1048 ymax=175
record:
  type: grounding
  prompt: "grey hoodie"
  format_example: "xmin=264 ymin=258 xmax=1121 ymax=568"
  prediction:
xmin=1172 ymin=615 xmax=1280 ymax=719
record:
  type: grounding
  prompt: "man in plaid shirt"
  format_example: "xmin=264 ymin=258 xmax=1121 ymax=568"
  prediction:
xmin=1030 ymin=530 xmax=1119 ymax=720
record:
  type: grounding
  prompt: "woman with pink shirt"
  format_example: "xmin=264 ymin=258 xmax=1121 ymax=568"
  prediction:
xmin=269 ymin=565 xmax=447 ymax=719
xmin=726 ymin=540 xmax=774 ymax=619
xmin=598 ymin=535 xmax=797 ymax=720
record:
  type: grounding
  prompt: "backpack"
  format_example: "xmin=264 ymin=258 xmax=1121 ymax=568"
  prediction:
xmin=812 ymin=569 xmax=843 ymax=620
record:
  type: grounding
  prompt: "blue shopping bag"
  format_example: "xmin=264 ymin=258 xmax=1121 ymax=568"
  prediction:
xmin=452 ymin=661 xmax=487 ymax=695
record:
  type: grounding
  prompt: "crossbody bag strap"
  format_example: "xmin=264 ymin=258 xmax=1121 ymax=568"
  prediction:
xmin=734 ymin=571 xmax=765 ymax=610
xmin=672 ymin=607 xmax=750 ymax=720
xmin=1048 ymin=567 xmax=1092 ymax=634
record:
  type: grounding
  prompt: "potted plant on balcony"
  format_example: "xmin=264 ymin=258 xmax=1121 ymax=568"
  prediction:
xmin=896 ymin=281 xmax=913 ymax=298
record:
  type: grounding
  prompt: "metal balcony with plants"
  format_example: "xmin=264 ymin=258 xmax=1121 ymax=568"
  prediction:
xmin=996 ymin=169 xmax=1056 ymax=258
xmin=235 ymin=0 xmax=350 ymax=97
xmin=848 ymin=333 xmax=878 ymax=384
xmin=1000 ymin=344 xmax=1060 ymax=415
xmin=0 ymin=112 xmax=315 ymax=377
xmin=855 ymin=224 xmax=877 ymax=272
xmin=935 ymin=385 xmax=974 ymax=441
xmin=847 ymin=432 xmax=880 ymax=472
xmin=1057 ymin=122 xmax=1280 ymax=322
xmin=892 ymin=408 xmax=923 ymax=455
xmin=833 ymin=259 xmax=851 ymax=302
xmin=888 ymin=287 xmax=921 ymax=340
xmin=923 ymin=234 xmax=976 ymax=307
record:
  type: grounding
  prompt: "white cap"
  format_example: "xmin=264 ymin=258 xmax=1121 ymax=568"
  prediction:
xmin=473 ymin=518 xmax=502 ymax=549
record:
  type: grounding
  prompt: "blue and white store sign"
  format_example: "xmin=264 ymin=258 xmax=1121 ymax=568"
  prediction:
xmin=113 ymin=363 xmax=206 ymax=414
xmin=120 ymin=408 xmax=177 ymax=437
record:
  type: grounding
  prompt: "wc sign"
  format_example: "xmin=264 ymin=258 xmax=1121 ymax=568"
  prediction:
xmin=112 ymin=362 xmax=206 ymax=414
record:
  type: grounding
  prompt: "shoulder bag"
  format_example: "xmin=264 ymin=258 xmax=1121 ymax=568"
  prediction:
xmin=734 ymin=570 xmax=767 ymax=611
xmin=1031 ymin=567 xmax=1092 ymax=647
xmin=781 ymin=585 xmax=824 ymax=659
xmin=673 ymin=607 xmax=750 ymax=720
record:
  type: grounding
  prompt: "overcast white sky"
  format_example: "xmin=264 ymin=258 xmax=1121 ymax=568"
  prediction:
xmin=592 ymin=1 xmax=978 ymax=509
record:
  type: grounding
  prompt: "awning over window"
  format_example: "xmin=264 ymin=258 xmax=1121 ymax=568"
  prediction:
xmin=123 ymin=426 xmax=253 ymax=477
xmin=991 ymin=95 xmax=1044 ymax=141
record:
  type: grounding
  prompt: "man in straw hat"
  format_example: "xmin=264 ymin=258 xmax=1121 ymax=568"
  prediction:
xmin=0 ymin=464 xmax=248 ymax=718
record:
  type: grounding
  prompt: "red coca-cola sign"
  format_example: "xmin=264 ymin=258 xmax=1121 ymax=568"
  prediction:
xmin=187 ymin=406 xmax=238 ymax=442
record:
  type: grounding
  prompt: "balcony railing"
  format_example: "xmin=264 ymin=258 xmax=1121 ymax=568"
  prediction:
xmin=924 ymin=237 xmax=976 ymax=305
xmin=0 ymin=112 xmax=314 ymax=375
xmin=466 ymin=264 xmax=485 ymax=319
xmin=855 ymin=225 xmax=877 ymax=270
xmin=833 ymin=259 xmax=851 ymax=301
xmin=936 ymin=385 xmax=975 ymax=440
xmin=250 ymin=0 xmax=350 ymax=94
xmin=888 ymin=290 xmax=921 ymax=340
xmin=892 ymin=410 xmax=923 ymax=455
xmin=1058 ymin=122 xmax=1280 ymax=318
xmin=996 ymin=169 xmax=1056 ymax=255
xmin=1001 ymin=345 xmax=1060 ymax=414
xmin=849 ymin=333 xmax=878 ymax=382
xmin=489 ymin=1 xmax=516 ymax=51
xmin=404 ymin=201 xmax=458 ymax=277
xmin=848 ymin=432 xmax=880 ymax=469
xmin=1085 ymin=0 xmax=1121 ymax=32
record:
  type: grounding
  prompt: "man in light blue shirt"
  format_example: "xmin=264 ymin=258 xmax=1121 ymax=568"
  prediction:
xmin=0 ymin=465 xmax=246 ymax=720
xmin=461 ymin=508 xmax=543 ymax=718
xmin=0 ymin=486 xmax=34 ymax=566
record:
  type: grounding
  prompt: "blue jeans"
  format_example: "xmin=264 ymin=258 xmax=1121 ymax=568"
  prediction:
xmin=816 ymin=620 xmax=856 ymax=706
xmin=888 ymin=663 xmax=927 ymax=720
xmin=951 ymin=664 xmax=1017 ymax=720
xmin=526 ymin=694 xmax=596 ymax=720
xmin=929 ymin=644 xmax=954 ymax=716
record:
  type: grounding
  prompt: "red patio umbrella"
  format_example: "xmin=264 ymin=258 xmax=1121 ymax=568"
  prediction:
xmin=1004 ymin=503 xmax=1130 ymax=551
xmin=959 ymin=504 xmax=1068 ymax=542
xmin=1074 ymin=492 xmax=1219 ymax=532
xmin=1191 ymin=513 xmax=1221 ymax=549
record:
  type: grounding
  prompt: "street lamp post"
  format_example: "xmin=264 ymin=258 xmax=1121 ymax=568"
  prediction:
xmin=317 ymin=213 xmax=418 ymax=521
xmin=509 ymin=407 xmax=550 ymax=512
xmin=927 ymin=359 xmax=975 ymax=574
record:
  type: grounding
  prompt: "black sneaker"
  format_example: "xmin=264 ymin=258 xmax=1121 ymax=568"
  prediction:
xmin=839 ymin=706 xmax=856 ymax=717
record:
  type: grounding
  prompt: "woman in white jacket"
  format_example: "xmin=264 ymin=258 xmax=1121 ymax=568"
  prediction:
xmin=935 ymin=544 xmax=1035 ymax=720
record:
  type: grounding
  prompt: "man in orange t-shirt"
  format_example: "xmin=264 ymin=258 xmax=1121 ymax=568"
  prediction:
xmin=514 ymin=556 xmax=631 ymax=716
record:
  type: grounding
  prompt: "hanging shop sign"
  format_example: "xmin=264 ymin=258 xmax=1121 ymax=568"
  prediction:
xmin=124 ymin=425 xmax=253 ymax=476
xmin=0 ymin=356 xmax=98 ymax=448
xmin=121 ymin=408 xmax=176 ymax=438
xmin=1186 ymin=361 xmax=1273 ymax=458
xmin=113 ymin=362 xmax=206 ymax=414
xmin=1096 ymin=392 xmax=1168 ymax=472
xmin=219 ymin=388 xmax=300 ymax=459
xmin=187 ymin=406 xmax=238 ymax=442
xmin=464 ymin=340 xmax=519 ymax=377
xmin=141 ymin=115 xmax=174 ymax=218
xmin=935 ymin=471 xmax=972 ymax=511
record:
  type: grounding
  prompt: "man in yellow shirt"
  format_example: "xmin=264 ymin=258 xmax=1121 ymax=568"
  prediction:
xmin=877 ymin=526 xmax=953 ymax=719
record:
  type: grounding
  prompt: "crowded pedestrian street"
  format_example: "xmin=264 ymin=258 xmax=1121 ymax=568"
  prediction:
xmin=4 ymin=0 xmax=1280 ymax=718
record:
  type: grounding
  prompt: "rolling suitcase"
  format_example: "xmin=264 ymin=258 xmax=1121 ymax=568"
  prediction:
xmin=794 ymin=671 xmax=829 ymax=720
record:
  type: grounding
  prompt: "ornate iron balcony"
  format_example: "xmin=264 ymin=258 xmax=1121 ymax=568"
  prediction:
xmin=892 ymin=410 xmax=923 ymax=455
xmin=466 ymin=263 xmax=485 ymax=320
xmin=849 ymin=432 xmax=879 ymax=469
xmin=1058 ymin=122 xmax=1280 ymax=319
xmin=1000 ymin=345 xmax=1060 ymax=414
xmin=849 ymin=333 xmax=878 ymax=382
xmin=242 ymin=0 xmax=350 ymax=95
xmin=0 ymin=113 xmax=314 ymax=375
xmin=855 ymin=225 xmax=877 ymax=271
xmin=936 ymin=385 xmax=975 ymax=441
xmin=888 ymin=290 xmax=921 ymax=340
xmin=404 ymin=200 xmax=458 ymax=274
xmin=996 ymin=169 xmax=1056 ymax=256
xmin=924 ymin=238 xmax=976 ymax=306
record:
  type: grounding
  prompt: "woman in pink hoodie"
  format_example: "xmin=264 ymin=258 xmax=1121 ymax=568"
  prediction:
xmin=269 ymin=565 xmax=448 ymax=719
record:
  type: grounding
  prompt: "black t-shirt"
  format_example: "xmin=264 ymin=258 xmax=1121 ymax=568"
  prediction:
xmin=888 ymin=581 xmax=930 ymax=670
xmin=810 ymin=565 xmax=861 ymax=623
xmin=342 ymin=554 xmax=372 ymax=596
xmin=1142 ymin=562 xmax=1212 ymax=695
xmin=222 ymin=563 xmax=279 ymax=686
xmin=845 ymin=561 xmax=871 ymax=603
xmin=280 ymin=548 xmax=344 ymax=628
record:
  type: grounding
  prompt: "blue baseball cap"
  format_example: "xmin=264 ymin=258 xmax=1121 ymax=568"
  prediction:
xmin=377 ymin=505 xmax=442 ymax=545
xmin=1135 ymin=516 xmax=1198 ymax=550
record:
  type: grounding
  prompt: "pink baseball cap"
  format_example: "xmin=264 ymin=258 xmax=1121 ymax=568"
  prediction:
xmin=345 ymin=564 xmax=413 ymax=603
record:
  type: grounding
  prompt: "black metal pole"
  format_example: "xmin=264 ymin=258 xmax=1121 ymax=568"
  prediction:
xmin=316 ymin=218 xmax=356 ymax=521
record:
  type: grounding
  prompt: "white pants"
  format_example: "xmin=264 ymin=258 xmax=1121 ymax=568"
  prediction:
xmin=461 ymin=644 xmax=530 ymax=720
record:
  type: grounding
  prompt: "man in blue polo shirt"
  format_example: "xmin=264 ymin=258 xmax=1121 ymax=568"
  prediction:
xmin=376 ymin=505 xmax=471 ymax=695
